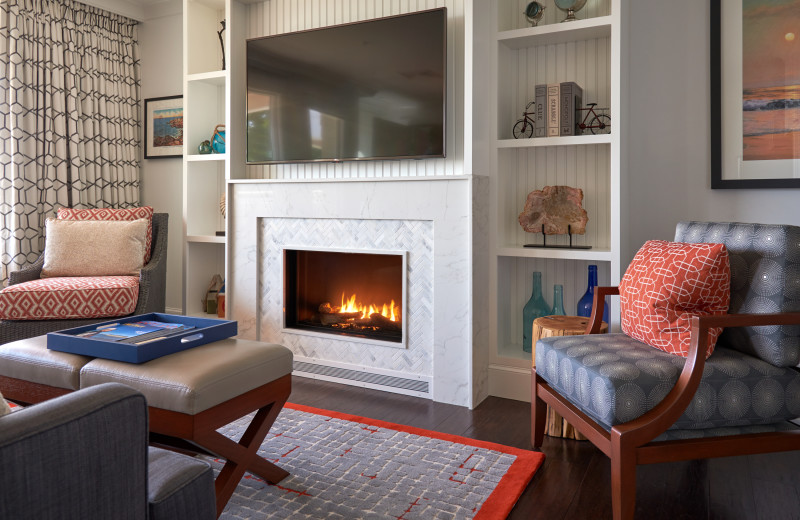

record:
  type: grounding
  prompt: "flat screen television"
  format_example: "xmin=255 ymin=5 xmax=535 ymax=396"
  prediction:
xmin=246 ymin=8 xmax=446 ymax=164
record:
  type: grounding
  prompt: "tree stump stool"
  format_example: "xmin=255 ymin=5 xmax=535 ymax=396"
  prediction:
xmin=532 ymin=315 xmax=608 ymax=440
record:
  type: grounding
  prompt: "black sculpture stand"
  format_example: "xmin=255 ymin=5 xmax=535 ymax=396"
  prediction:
xmin=523 ymin=225 xmax=592 ymax=250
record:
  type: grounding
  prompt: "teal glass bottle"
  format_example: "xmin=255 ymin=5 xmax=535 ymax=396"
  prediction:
xmin=522 ymin=271 xmax=551 ymax=353
xmin=551 ymin=284 xmax=566 ymax=315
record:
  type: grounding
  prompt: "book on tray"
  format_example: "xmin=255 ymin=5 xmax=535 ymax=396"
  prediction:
xmin=77 ymin=321 xmax=195 ymax=345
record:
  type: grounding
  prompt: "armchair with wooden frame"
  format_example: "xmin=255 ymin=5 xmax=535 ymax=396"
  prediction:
xmin=531 ymin=221 xmax=800 ymax=520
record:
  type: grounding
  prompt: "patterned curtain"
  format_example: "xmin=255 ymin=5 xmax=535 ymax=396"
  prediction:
xmin=0 ymin=0 xmax=141 ymax=284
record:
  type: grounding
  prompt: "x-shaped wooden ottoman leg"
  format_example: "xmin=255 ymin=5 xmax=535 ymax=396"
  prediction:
xmin=149 ymin=375 xmax=292 ymax=518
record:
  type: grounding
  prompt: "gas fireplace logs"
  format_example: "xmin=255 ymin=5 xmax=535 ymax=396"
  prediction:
xmin=318 ymin=302 xmax=401 ymax=331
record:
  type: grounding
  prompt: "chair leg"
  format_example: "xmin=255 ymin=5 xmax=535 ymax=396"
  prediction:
xmin=610 ymin=431 xmax=637 ymax=520
xmin=531 ymin=369 xmax=546 ymax=448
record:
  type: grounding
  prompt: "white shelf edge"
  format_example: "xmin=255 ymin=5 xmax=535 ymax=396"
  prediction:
xmin=187 ymin=235 xmax=226 ymax=244
xmin=497 ymin=247 xmax=612 ymax=261
xmin=497 ymin=134 xmax=611 ymax=148
xmin=186 ymin=153 xmax=227 ymax=162
xmin=186 ymin=71 xmax=227 ymax=85
xmin=497 ymin=15 xmax=613 ymax=49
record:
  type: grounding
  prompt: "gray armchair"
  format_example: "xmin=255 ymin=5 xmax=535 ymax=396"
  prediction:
xmin=0 ymin=213 xmax=169 ymax=345
xmin=532 ymin=221 xmax=800 ymax=519
xmin=0 ymin=382 xmax=215 ymax=520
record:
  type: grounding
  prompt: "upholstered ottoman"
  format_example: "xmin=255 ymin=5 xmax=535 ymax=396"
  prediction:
xmin=0 ymin=334 xmax=93 ymax=401
xmin=79 ymin=338 xmax=293 ymax=518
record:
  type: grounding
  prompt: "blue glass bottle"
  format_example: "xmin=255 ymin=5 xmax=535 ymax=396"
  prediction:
xmin=577 ymin=264 xmax=609 ymax=324
xmin=551 ymin=284 xmax=566 ymax=315
xmin=522 ymin=271 xmax=551 ymax=353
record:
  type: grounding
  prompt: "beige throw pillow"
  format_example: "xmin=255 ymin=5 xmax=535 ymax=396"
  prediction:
xmin=42 ymin=218 xmax=148 ymax=277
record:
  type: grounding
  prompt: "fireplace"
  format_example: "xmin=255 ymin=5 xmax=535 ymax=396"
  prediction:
xmin=283 ymin=248 xmax=406 ymax=346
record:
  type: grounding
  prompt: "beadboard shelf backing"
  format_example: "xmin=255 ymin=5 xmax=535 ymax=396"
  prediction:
xmin=497 ymin=144 xmax=611 ymax=253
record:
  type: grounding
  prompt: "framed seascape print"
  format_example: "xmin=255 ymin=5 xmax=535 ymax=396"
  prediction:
xmin=144 ymin=96 xmax=183 ymax=159
xmin=711 ymin=0 xmax=800 ymax=188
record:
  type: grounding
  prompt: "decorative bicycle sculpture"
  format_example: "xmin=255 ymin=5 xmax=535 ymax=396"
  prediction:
xmin=512 ymin=102 xmax=610 ymax=138
xmin=577 ymin=103 xmax=611 ymax=135
xmin=512 ymin=101 xmax=536 ymax=139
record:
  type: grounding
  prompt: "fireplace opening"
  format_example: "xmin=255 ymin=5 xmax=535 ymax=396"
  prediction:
xmin=284 ymin=249 xmax=405 ymax=344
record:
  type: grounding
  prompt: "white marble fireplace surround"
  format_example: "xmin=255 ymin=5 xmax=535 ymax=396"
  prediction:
xmin=229 ymin=176 xmax=488 ymax=408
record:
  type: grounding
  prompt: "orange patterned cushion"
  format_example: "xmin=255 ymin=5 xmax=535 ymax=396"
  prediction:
xmin=619 ymin=240 xmax=731 ymax=358
xmin=57 ymin=207 xmax=154 ymax=264
xmin=0 ymin=276 xmax=139 ymax=320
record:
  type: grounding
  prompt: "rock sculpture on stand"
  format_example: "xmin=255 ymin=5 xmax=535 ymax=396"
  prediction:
xmin=518 ymin=185 xmax=588 ymax=235
xmin=519 ymin=186 xmax=591 ymax=249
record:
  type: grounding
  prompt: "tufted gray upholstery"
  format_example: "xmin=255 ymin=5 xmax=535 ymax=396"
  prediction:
xmin=536 ymin=333 xmax=800 ymax=432
xmin=676 ymin=221 xmax=800 ymax=367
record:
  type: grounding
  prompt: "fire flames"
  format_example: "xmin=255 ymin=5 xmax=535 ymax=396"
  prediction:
xmin=340 ymin=293 xmax=399 ymax=322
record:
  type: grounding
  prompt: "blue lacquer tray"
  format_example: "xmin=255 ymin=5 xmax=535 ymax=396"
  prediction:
xmin=47 ymin=313 xmax=237 ymax=364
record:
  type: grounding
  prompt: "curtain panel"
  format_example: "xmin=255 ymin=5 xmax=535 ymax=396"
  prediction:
xmin=0 ymin=0 xmax=141 ymax=284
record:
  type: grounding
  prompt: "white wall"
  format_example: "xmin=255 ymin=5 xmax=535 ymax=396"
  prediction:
xmin=139 ymin=9 xmax=184 ymax=313
xmin=627 ymin=0 xmax=800 ymax=267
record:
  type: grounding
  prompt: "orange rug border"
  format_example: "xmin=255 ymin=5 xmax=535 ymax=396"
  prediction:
xmin=285 ymin=402 xmax=545 ymax=520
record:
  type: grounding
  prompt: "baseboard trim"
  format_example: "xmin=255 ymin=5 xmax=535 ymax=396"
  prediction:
xmin=488 ymin=364 xmax=531 ymax=403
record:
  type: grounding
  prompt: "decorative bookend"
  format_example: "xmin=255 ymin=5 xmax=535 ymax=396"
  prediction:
xmin=519 ymin=185 xmax=590 ymax=249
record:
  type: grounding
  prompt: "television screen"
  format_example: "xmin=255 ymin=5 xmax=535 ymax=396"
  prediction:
xmin=246 ymin=8 xmax=446 ymax=164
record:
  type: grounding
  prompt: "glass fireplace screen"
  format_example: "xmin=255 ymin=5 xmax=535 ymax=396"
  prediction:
xmin=284 ymin=249 xmax=404 ymax=343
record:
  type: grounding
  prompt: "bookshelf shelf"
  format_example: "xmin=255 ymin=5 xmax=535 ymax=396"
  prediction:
xmin=187 ymin=235 xmax=226 ymax=244
xmin=497 ymin=134 xmax=611 ymax=148
xmin=182 ymin=0 xmax=246 ymax=317
xmin=484 ymin=0 xmax=624 ymax=401
xmin=497 ymin=246 xmax=612 ymax=262
xmin=497 ymin=16 xmax=612 ymax=49
xmin=186 ymin=70 xmax=227 ymax=86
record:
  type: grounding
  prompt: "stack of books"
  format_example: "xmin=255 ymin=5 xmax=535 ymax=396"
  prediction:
xmin=77 ymin=321 xmax=195 ymax=345
xmin=534 ymin=81 xmax=583 ymax=137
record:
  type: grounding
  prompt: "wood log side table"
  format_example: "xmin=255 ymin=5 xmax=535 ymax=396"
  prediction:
xmin=532 ymin=315 xmax=608 ymax=440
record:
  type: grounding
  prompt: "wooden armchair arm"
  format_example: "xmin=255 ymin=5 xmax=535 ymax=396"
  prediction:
xmin=614 ymin=311 xmax=800 ymax=448
xmin=586 ymin=286 xmax=619 ymax=334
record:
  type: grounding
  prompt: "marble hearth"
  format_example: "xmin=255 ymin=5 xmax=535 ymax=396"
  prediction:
xmin=229 ymin=176 xmax=488 ymax=408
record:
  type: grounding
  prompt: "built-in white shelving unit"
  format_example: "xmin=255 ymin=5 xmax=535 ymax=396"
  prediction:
xmin=182 ymin=0 xmax=247 ymax=317
xmin=485 ymin=0 xmax=624 ymax=401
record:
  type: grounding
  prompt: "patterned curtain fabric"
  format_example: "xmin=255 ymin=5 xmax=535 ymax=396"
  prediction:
xmin=0 ymin=0 xmax=141 ymax=284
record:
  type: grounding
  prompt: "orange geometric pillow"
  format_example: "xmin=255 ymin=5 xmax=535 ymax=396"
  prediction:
xmin=618 ymin=240 xmax=731 ymax=358
xmin=57 ymin=206 xmax=154 ymax=264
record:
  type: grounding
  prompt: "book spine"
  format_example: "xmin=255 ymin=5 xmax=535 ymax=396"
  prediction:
xmin=547 ymin=84 xmax=560 ymax=137
xmin=560 ymin=82 xmax=583 ymax=136
xmin=534 ymin=84 xmax=547 ymax=138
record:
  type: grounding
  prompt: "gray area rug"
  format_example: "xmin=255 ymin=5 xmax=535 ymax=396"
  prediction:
xmin=209 ymin=403 xmax=543 ymax=519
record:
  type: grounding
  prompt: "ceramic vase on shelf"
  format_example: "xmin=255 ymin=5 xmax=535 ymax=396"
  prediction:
xmin=551 ymin=284 xmax=566 ymax=316
xmin=522 ymin=271 xmax=551 ymax=353
xmin=577 ymin=264 xmax=609 ymax=324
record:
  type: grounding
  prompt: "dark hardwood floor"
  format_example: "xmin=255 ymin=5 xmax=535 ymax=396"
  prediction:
xmin=288 ymin=376 xmax=800 ymax=520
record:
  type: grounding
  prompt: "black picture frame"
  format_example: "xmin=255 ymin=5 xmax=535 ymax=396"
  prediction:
xmin=711 ymin=0 xmax=800 ymax=189
xmin=144 ymin=95 xmax=183 ymax=159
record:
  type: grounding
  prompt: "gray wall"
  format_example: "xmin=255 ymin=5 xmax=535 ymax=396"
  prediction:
xmin=139 ymin=10 xmax=184 ymax=313
xmin=626 ymin=0 xmax=800 ymax=267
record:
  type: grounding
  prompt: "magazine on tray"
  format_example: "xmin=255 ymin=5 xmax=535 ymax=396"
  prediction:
xmin=77 ymin=321 xmax=194 ymax=344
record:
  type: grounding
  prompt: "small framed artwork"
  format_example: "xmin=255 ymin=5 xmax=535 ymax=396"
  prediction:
xmin=711 ymin=0 xmax=800 ymax=188
xmin=144 ymin=95 xmax=183 ymax=159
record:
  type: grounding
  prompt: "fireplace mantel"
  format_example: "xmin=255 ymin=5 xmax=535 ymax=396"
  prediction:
xmin=228 ymin=176 xmax=488 ymax=408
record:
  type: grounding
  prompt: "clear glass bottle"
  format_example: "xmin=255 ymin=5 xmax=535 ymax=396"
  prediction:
xmin=577 ymin=264 xmax=609 ymax=324
xmin=551 ymin=284 xmax=566 ymax=315
xmin=522 ymin=271 xmax=551 ymax=353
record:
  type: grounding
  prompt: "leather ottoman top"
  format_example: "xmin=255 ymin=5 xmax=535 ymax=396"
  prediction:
xmin=0 ymin=334 xmax=93 ymax=390
xmin=79 ymin=338 xmax=293 ymax=414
